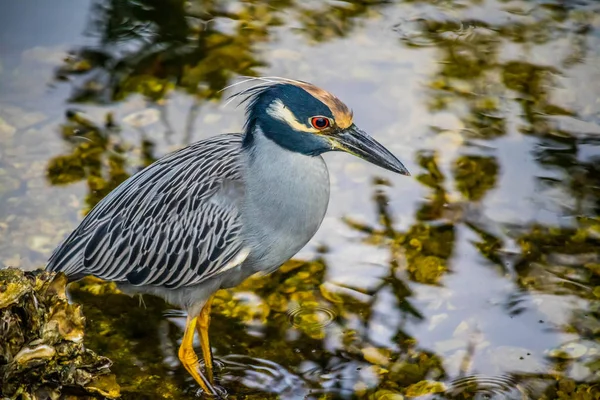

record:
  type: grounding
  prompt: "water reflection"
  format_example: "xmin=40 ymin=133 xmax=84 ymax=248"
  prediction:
xmin=68 ymin=254 xmax=449 ymax=399
xmin=1 ymin=0 xmax=600 ymax=398
xmin=54 ymin=0 xmax=386 ymax=105
xmin=46 ymin=110 xmax=147 ymax=211
xmin=344 ymin=154 xmax=461 ymax=286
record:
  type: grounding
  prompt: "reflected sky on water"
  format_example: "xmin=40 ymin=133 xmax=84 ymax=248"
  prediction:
xmin=1 ymin=0 xmax=599 ymax=398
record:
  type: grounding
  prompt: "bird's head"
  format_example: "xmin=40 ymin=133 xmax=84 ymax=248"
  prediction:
xmin=237 ymin=78 xmax=410 ymax=176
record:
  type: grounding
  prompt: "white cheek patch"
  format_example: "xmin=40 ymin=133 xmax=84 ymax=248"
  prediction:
xmin=266 ymin=99 xmax=319 ymax=133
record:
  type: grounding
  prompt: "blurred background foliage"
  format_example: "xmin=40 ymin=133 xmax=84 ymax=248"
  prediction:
xmin=1 ymin=0 xmax=600 ymax=398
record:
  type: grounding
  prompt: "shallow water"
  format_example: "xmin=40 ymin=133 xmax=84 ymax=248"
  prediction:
xmin=1 ymin=0 xmax=599 ymax=398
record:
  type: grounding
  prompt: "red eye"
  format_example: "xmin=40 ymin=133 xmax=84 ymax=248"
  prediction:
xmin=310 ymin=116 xmax=330 ymax=130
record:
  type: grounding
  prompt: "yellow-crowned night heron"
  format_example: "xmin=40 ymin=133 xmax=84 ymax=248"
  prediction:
xmin=46 ymin=77 xmax=410 ymax=396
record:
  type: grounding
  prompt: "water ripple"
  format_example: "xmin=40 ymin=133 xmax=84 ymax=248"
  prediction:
xmin=218 ymin=354 xmax=308 ymax=399
xmin=445 ymin=374 xmax=532 ymax=399
xmin=287 ymin=305 xmax=337 ymax=330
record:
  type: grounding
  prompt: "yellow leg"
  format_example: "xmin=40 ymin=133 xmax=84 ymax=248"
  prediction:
xmin=178 ymin=315 xmax=214 ymax=396
xmin=196 ymin=295 xmax=215 ymax=384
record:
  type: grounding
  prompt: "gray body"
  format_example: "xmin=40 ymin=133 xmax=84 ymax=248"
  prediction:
xmin=47 ymin=129 xmax=329 ymax=316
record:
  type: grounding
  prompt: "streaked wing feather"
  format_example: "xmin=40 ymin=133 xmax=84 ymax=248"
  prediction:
xmin=46 ymin=134 xmax=246 ymax=289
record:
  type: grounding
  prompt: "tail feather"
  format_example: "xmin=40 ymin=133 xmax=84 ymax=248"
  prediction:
xmin=46 ymin=238 xmax=87 ymax=278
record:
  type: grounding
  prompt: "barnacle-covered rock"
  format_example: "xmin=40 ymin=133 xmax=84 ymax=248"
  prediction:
xmin=0 ymin=267 xmax=120 ymax=399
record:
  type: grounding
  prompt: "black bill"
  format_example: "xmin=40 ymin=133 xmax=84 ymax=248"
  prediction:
xmin=332 ymin=124 xmax=410 ymax=176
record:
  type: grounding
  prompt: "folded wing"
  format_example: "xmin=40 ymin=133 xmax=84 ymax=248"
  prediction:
xmin=46 ymin=134 xmax=247 ymax=289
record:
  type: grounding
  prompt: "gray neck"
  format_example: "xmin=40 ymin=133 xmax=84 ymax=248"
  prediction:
xmin=240 ymin=126 xmax=330 ymax=269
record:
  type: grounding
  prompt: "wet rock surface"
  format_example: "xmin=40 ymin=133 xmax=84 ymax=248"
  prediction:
xmin=0 ymin=267 xmax=119 ymax=399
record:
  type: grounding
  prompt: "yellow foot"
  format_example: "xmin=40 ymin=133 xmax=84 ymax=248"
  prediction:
xmin=178 ymin=315 xmax=221 ymax=397
xmin=196 ymin=295 xmax=215 ymax=384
